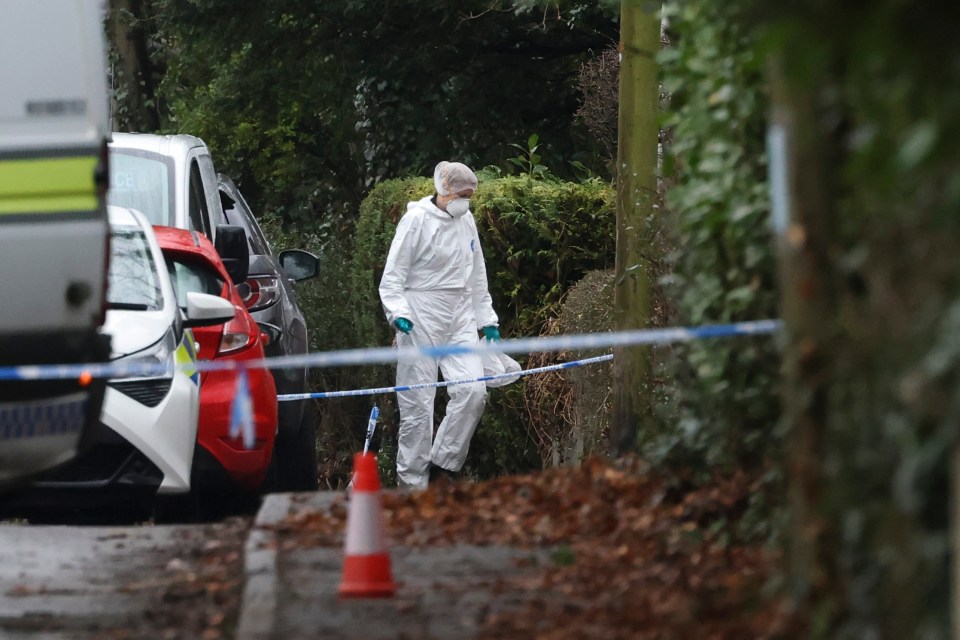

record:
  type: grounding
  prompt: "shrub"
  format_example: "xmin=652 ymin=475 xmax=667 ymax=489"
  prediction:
xmin=523 ymin=269 xmax=615 ymax=468
xmin=653 ymin=0 xmax=780 ymax=474
xmin=558 ymin=269 xmax=615 ymax=462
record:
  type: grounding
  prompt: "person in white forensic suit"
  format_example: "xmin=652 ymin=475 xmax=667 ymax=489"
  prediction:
xmin=378 ymin=161 xmax=501 ymax=490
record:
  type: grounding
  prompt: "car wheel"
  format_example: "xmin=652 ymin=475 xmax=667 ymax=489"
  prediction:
xmin=153 ymin=491 xmax=204 ymax=524
xmin=272 ymin=401 xmax=318 ymax=492
xmin=197 ymin=482 xmax=260 ymax=520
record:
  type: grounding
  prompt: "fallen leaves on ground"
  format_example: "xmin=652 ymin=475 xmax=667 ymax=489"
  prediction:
xmin=274 ymin=456 xmax=791 ymax=639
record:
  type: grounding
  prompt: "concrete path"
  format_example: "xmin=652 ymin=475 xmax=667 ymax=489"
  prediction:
xmin=0 ymin=521 xmax=226 ymax=639
xmin=237 ymin=491 xmax=552 ymax=640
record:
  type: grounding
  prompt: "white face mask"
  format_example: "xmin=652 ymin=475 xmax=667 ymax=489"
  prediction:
xmin=445 ymin=198 xmax=471 ymax=218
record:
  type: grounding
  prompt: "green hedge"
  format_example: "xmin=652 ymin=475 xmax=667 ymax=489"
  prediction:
xmin=474 ymin=176 xmax=617 ymax=336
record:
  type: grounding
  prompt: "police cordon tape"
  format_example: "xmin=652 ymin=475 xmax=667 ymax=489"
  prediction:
xmin=276 ymin=353 xmax=616 ymax=401
xmin=0 ymin=319 xmax=783 ymax=383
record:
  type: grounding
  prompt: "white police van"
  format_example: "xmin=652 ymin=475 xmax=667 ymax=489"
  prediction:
xmin=0 ymin=0 xmax=112 ymax=486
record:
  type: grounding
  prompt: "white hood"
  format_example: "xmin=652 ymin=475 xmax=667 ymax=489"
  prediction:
xmin=104 ymin=309 xmax=172 ymax=358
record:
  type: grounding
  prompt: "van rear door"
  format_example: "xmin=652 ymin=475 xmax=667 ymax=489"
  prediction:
xmin=0 ymin=0 xmax=110 ymax=337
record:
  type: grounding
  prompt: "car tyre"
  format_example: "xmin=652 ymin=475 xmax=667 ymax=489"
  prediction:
xmin=153 ymin=491 xmax=205 ymax=524
xmin=271 ymin=401 xmax=318 ymax=492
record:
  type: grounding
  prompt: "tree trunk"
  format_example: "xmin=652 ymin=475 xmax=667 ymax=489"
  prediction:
xmin=766 ymin=54 xmax=843 ymax=633
xmin=610 ymin=0 xmax=660 ymax=456
xmin=106 ymin=0 xmax=159 ymax=131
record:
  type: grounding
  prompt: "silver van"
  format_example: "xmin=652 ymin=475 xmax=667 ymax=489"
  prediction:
xmin=107 ymin=133 xmax=228 ymax=241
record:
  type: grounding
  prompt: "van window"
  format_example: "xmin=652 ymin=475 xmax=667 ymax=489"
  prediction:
xmin=188 ymin=160 xmax=210 ymax=236
xmin=108 ymin=150 xmax=175 ymax=227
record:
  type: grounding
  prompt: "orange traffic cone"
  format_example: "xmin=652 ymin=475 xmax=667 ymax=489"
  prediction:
xmin=338 ymin=452 xmax=397 ymax=598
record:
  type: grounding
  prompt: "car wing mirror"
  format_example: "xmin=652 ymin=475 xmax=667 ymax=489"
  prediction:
xmin=215 ymin=224 xmax=250 ymax=284
xmin=278 ymin=249 xmax=319 ymax=282
xmin=257 ymin=321 xmax=282 ymax=347
xmin=183 ymin=291 xmax=236 ymax=328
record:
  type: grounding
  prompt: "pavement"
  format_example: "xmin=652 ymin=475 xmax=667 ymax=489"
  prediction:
xmin=236 ymin=490 xmax=552 ymax=640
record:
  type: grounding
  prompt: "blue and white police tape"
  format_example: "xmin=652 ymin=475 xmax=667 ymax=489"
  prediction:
xmin=276 ymin=353 xmax=615 ymax=401
xmin=0 ymin=320 xmax=783 ymax=382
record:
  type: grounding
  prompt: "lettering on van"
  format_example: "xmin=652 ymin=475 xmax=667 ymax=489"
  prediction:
xmin=25 ymin=99 xmax=87 ymax=117
xmin=0 ymin=398 xmax=86 ymax=440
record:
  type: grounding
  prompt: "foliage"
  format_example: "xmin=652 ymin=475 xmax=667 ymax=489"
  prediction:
xmin=534 ymin=2 xmax=777 ymax=476
xmin=523 ymin=269 xmax=615 ymax=468
xmin=574 ymin=46 xmax=620 ymax=172
xmin=138 ymin=0 xmax=619 ymax=238
xmin=558 ymin=270 xmax=615 ymax=461
xmin=652 ymin=0 xmax=780 ymax=474
xmin=507 ymin=133 xmax=549 ymax=178
xmin=464 ymin=385 xmax=543 ymax=478
xmin=104 ymin=3 xmax=163 ymax=133
xmin=474 ymin=174 xmax=617 ymax=337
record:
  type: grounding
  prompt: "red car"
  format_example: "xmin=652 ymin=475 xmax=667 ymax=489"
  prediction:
xmin=154 ymin=226 xmax=278 ymax=514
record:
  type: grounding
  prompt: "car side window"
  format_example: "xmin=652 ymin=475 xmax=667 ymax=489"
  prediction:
xmin=165 ymin=257 xmax=225 ymax=308
xmin=199 ymin=157 xmax=226 ymax=229
xmin=108 ymin=227 xmax=162 ymax=311
xmin=222 ymin=189 xmax=270 ymax=255
xmin=187 ymin=160 xmax=211 ymax=236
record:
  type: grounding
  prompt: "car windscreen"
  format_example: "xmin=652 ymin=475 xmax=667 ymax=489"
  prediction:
xmin=107 ymin=149 xmax=176 ymax=227
xmin=107 ymin=226 xmax=162 ymax=311
xmin=165 ymin=257 xmax=225 ymax=309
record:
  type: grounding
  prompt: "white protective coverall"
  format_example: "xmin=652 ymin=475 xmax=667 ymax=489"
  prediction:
xmin=379 ymin=194 xmax=498 ymax=490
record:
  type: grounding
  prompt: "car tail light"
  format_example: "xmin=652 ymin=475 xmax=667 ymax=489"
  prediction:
xmin=218 ymin=311 xmax=254 ymax=355
xmin=239 ymin=275 xmax=281 ymax=312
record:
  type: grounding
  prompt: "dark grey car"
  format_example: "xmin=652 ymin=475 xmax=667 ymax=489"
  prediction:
xmin=218 ymin=174 xmax=320 ymax=491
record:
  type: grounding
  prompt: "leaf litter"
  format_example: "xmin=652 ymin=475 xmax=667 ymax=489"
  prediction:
xmin=273 ymin=456 xmax=792 ymax=639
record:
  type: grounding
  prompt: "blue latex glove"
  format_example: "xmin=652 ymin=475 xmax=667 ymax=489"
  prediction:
xmin=482 ymin=325 xmax=501 ymax=341
xmin=394 ymin=317 xmax=413 ymax=334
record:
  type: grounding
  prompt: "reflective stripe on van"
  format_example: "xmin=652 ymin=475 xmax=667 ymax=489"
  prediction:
xmin=0 ymin=155 xmax=98 ymax=214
